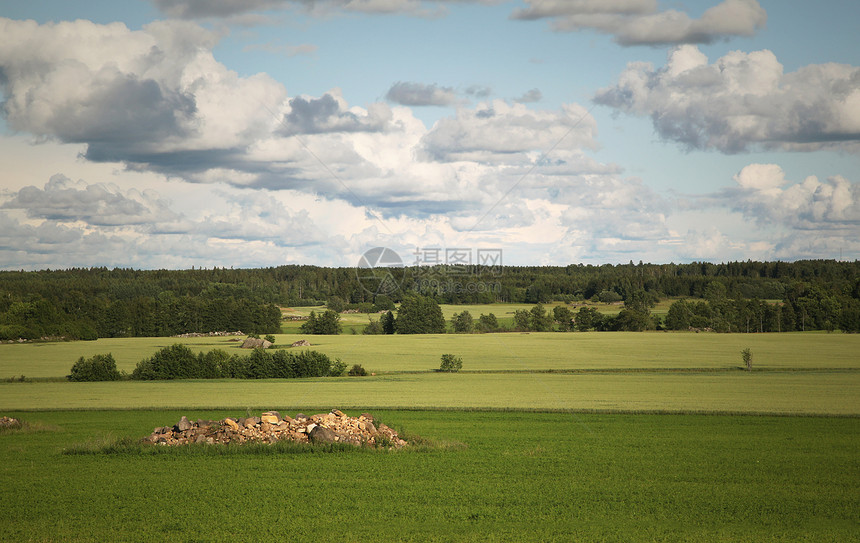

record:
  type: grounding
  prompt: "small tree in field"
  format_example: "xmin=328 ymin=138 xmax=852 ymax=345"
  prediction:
xmin=439 ymin=354 xmax=463 ymax=372
xmin=741 ymin=348 xmax=752 ymax=371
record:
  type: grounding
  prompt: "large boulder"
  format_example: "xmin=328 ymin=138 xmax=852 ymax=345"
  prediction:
xmin=240 ymin=338 xmax=272 ymax=349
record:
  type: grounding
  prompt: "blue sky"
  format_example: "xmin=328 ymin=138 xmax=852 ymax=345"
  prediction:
xmin=0 ymin=0 xmax=858 ymax=270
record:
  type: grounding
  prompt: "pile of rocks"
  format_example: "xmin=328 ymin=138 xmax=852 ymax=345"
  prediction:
xmin=143 ymin=409 xmax=408 ymax=449
xmin=0 ymin=416 xmax=22 ymax=429
xmin=290 ymin=339 xmax=311 ymax=347
xmin=173 ymin=331 xmax=244 ymax=338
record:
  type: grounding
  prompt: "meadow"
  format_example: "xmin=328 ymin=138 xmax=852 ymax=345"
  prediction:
xmin=2 ymin=327 xmax=858 ymax=541
xmin=3 ymin=330 xmax=859 ymax=378
xmin=1 ymin=410 xmax=857 ymax=542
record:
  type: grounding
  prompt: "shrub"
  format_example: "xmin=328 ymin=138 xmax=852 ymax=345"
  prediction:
xmin=439 ymin=354 xmax=463 ymax=372
xmin=348 ymin=364 xmax=368 ymax=376
xmin=264 ymin=334 xmax=276 ymax=344
xmin=329 ymin=358 xmax=348 ymax=377
xmin=68 ymin=353 xmax=122 ymax=382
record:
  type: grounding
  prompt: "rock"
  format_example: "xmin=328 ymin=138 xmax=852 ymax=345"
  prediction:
xmin=224 ymin=418 xmax=239 ymax=430
xmin=261 ymin=412 xmax=280 ymax=424
xmin=305 ymin=423 xmax=317 ymax=434
xmin=291 ymin=339 xmax=311 ymax=347
xmin=295 ymin=413 xmax=307 ymax=421
xmin=360 ymin=413 xmax=374 ymax=422
xmin=364 ymin=422 xmax=377 ymax=434
xmin=175 ymin=416 xmax=192 ymax=432
xmin=308 ymin=425 xmax=338 ymax=444
xmin=260 ymin=422 xmax=272 ymax=433
xmin=331 ymin=409 xmax=346 ymax=418
xmin=240 ymin=337 xmax=272 ymax=349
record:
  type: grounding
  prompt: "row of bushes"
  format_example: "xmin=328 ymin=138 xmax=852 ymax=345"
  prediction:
xmin=68 ymin=344 xmax=346 ymax=381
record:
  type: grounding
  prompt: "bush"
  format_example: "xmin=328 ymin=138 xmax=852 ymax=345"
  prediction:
xmin=264 ymin=334 xmax=276 ymax=344
xmin=329 ymin=358 xmax=348 ymax=377
xmin=439 ymin=354 xmax=463 ymax=372
xmin=68 ymin=353 xmax=122 ymax=382
xmin=348 ymin=364 xmax=368 ymax=376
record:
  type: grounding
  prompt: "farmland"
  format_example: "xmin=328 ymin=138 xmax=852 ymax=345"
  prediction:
xmin=2 ymin=329 xmax=858 ymax=541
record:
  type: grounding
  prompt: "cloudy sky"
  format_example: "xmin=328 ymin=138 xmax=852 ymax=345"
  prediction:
xmin=1 ymin=0 xmax=858 ymax=270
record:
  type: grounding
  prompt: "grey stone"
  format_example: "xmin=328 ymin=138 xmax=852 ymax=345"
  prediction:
xmin=308 ymin=425 xmax=338 ymax=444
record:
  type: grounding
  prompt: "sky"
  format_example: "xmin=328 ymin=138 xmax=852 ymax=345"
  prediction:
xmin=0 ymin=0 xmax=858 ymax=270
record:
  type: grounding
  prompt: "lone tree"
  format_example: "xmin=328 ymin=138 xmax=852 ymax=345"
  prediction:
xmin=395 ymin=295 xmax=445 ymax=334
xmin=741 ymin=348 xmax=752 ymax=371
xmin=439 ymin=354 xmax=463 ymax=372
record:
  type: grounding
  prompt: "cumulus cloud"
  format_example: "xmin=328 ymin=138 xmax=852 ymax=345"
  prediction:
xmin=0 ymin=17 xmax=287 ymax=167
xmin=1 ymin=174 xmax=181 ymax=226
xmin=385 ymin=82 xmax=458 ymax=107
xmin=512 ymin=0 xmax=767 ymax=46
xmin=728 ymin=164 xmax=860 ymax=230
xmin=595 ymin=45 xmax=860 ymax=152
xmin=280 ymin=92 xmax=393 ymax=135
xmin=420 ymin=100 xmax=598 ymax=163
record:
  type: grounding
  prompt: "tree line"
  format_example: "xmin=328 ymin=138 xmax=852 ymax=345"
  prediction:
xmin=1 ymin=260 xmax=858 ymax=339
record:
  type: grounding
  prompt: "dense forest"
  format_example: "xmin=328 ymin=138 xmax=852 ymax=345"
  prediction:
xmin=0 ymin=260 xmax=858 ymax=339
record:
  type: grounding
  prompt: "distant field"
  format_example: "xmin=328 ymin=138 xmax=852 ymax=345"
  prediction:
xmin=2 ymin=410 xmax=857 ymax=542
xmin=3 ymin=331 xmax=858 ymax=378
xmin=281 ymin=302 xmax=631 ymax=333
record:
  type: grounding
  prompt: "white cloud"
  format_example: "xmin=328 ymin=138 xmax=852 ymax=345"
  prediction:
xmin=2 ymin=174 xmax=181 ymax=226
xmin=420 ymin=100 xmax=598 ymax=163
xmin=512 ymin=0 xmax=766 ymax=46
xmin=595 ymin=45 xmax=860 ymax=152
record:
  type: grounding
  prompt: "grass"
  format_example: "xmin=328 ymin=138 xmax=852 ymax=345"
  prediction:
xmin=1 ymin=409 xmax=857 ymax=542
xmin=2 ymin=371 xmax=858 ymax=414
xmin=3 ymin=331 xmax=860 ymax=378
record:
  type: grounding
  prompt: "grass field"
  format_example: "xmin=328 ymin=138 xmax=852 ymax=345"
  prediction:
xmin=2 ymin=326 xmax=858 ymax=541
xmin=1 ymin=410 xmax=857 ymax=542
xmin=3 ymin=331 xmax=859 ymax=378
xmin=2 ymin=371 xmax=857 ymax=414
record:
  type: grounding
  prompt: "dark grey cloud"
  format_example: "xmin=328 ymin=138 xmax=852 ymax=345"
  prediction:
xmin=280 ymin=94 xmax=393 ymax=135
xmin=595 ymin=45 xmax=860 ymax=153
xmin=512 ymin=0 xmax=767 ymax=46
xmin=385 ymin=81 xmax=458 ymax=107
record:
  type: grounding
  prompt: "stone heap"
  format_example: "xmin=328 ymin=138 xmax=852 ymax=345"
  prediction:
xmin=0 ymin=416 xmax=21 ymax=429
xmin=143 ymin=409 xmax=408 ymax=449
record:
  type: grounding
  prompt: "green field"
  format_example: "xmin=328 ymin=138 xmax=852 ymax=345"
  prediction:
xmin=1 ymin=410 xmax=857 ymax=542
xmin=2 ymin=329 xmax=858 ymax=541
xmin=3 ymin=331 xmax=859 ymax=378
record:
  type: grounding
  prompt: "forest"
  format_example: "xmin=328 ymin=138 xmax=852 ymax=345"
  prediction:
xmin=0 ymin=259 xmax=858 ymax=339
